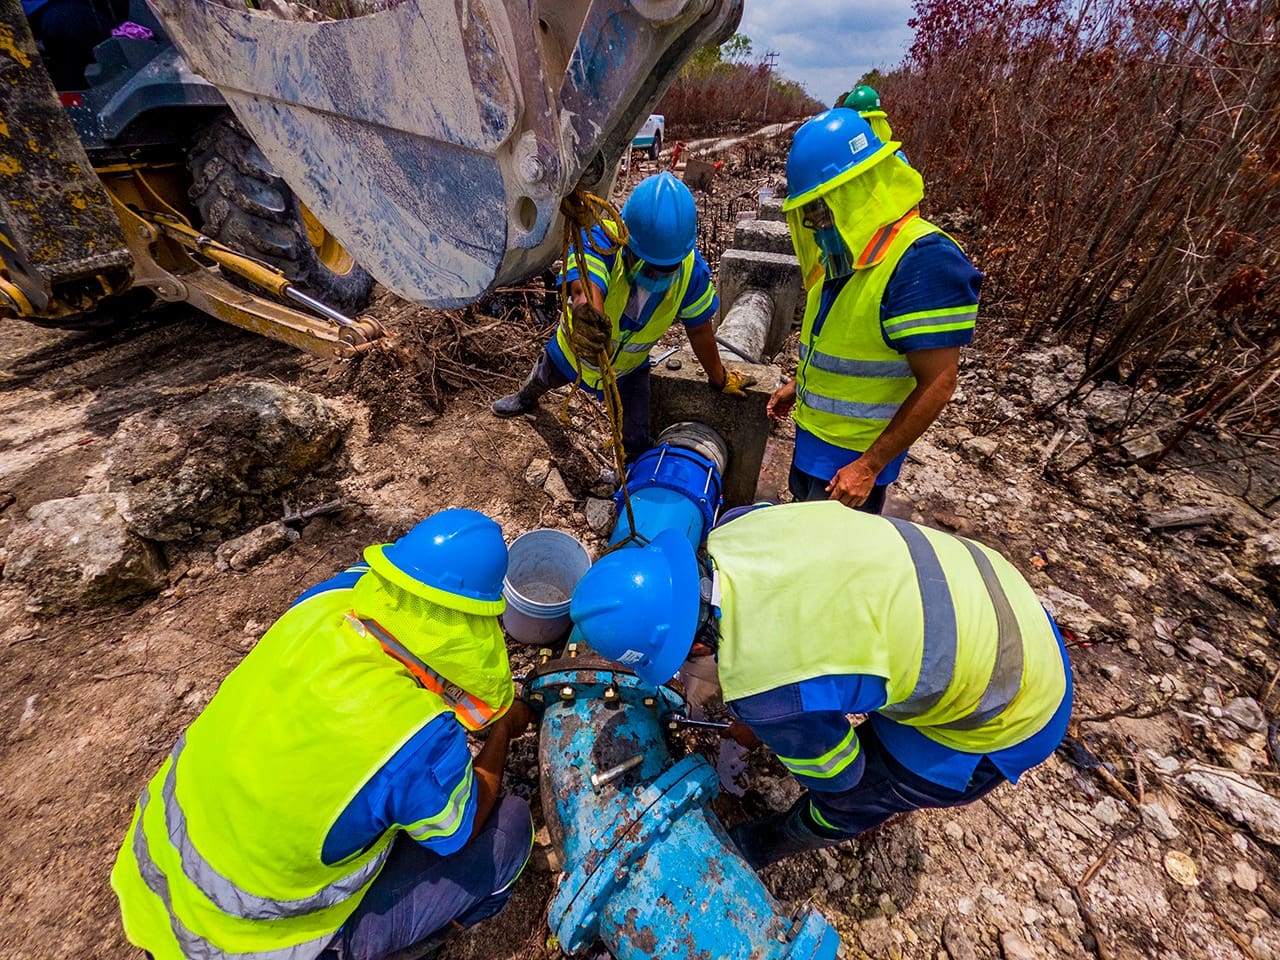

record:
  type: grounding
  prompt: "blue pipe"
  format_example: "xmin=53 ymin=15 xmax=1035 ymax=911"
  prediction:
xmin=529 ymin=664 xmax=840 ymax=959
xmin=531 ymin=427 xmax=842 ymax=959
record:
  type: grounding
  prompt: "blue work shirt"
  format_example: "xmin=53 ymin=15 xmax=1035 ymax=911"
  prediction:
xmin=727 ymin=618 xmax=1073 ymax=793
xmin=793 ymin=233 xmax=982 ymax=485
xmin=292 ymin=565 xmax=477 ymax=865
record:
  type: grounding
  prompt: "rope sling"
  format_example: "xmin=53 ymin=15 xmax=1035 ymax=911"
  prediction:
xmin=555 ymin=189 xmax=649 ymax=553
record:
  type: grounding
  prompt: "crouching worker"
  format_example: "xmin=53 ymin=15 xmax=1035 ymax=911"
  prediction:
xmin=111 ymin=509 xmax=536 ymax=960
xmin=570 ymin=501 xmax=1072 ymax=869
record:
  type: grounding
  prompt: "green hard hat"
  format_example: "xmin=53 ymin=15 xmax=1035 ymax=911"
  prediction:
xmin=843 ymin=85 xmax=882 ymax=113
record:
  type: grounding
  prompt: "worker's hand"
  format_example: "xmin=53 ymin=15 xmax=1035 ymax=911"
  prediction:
xmin=767 ymin=380 xmax=796 ymax=420
xmin=497 ymin=698 xmax=536 ymax=737
xmin=826 ymin=459 xmax=878 ymax=509
xmin=566 ymin=302 xmax=612 ymax=360
xmin=713 ymin=369 xmax=757 ymax=398
xmin=722 ymin=722 xmax=763 ymax=751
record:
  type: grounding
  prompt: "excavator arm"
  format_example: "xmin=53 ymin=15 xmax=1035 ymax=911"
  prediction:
xmin=147 ymin=0 xmax=742 ymax=308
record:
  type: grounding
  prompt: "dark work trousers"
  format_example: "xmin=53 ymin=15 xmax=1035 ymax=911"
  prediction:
xmin=530 ymin=349 xmax=652 ymax=462
xmin=806 ymin=722 xmax=1006 ymax=840
xmin=321 ymin=795 xmax=533 ymax=960
xmin=788 ymin=462 xmax=889 ymax=515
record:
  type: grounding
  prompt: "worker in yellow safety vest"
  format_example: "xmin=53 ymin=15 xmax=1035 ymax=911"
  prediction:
xmin=570 ymin=501 xmax=1072 ymax=868
xmin=492 ymin=171 xmax=754 ymax=461
xmin=768 ymin=109 xmax=979 ymax=513
xmin=111 ymin=509 xmax=536 ymax=960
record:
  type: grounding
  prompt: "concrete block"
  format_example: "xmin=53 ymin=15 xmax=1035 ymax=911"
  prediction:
xmin=732 ymin=219 xmax=794 ymax=256
xmin=716 ymin=248 xmax=802 ymax=358
xmin=649 ymin=348 xmax=781 ymax=507
xmin=758 ymin=197 xmax=786 ymax=222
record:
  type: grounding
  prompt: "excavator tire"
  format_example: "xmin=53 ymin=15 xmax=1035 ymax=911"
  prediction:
xmin=188 ymin=115 xmax=375 ymax=314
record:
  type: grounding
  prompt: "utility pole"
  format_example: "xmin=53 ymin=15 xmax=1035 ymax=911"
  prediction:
xmin=762 ymin=50 xmax=779 ymax=120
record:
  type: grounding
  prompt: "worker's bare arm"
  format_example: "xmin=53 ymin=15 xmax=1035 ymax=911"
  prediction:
xmin=685 ymin=322 xmax=728 ymax=389
xmin=468 ymin=699 xmax=535 ymax=840
xmin=826 ymin=346 xmax=959 ymax=507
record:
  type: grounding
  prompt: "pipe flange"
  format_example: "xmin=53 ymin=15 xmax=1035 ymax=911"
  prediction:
xmin=549 ymin=754 xmax=718 ymax=953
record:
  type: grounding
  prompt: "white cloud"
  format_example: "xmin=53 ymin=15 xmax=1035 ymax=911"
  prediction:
xmin=739 ymin=0 xmax=916 ymax=104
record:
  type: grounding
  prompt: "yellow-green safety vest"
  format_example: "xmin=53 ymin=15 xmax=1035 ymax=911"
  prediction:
xmin=709 ymin=502 xmax=1067 ymax=755
xmin=110 ymin=587 xmax=486 ymax=960
xmin=793 ymin=212 xmax=959 ymax=453
xmin=555 ymin=241 xmax=700 ymax=391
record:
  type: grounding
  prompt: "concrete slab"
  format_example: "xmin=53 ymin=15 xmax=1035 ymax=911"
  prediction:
xmin=716 ymin=249 xmax=802 ymax=358
xmin=649 ymin=348 xmax=782 ymax=507
xmin=759 ymin=197 xmax=786 ymax=222
xmin=732 ymin=219 xmax=794 ymax=256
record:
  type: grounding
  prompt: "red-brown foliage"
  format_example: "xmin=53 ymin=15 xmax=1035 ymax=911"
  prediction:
xmin=882 ymin=0 xmax=1279 ymax=429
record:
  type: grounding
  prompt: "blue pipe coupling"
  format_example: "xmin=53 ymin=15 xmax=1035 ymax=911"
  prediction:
xmin=529 ymin=666 xmax=841 ymax=960
xmin=613 ymin=443 xmax=723 ymax=543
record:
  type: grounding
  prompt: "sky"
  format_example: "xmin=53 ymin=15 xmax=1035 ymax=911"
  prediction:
xmin=738 ymin=0 xmax=916 ymax=105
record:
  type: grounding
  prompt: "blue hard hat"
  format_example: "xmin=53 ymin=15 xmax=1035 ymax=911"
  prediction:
xmin=782 ymin=108 xmax=901 ymax=212
xmin=621 ymin=171 xmax=697 ymax=266
xmin=364 ymin=508 xmax=508 ymax=616
xmin=569 ymin=529 xmax=700 ymax=687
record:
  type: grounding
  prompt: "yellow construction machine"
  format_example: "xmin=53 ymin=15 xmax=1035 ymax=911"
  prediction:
xmin=0 ymin=0 xmax=741 ymax=358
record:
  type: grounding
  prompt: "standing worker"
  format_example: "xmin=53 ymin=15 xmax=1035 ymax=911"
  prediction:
xmin=570 ymin=501 xmax=1072 ymax=868
xmin=111 ymin=509 xmax=536 ymax=960
xmin=767 ymin=110 xmax=981 ymax=513
xmin=492 ymin=171 xmax=753 ymax=461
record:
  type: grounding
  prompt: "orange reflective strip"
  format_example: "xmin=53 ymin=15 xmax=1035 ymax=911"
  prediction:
xmin=855 ymin=209 xmax=919 ymax=269
xmin=350 ymin=614 xmax=499 ymax=731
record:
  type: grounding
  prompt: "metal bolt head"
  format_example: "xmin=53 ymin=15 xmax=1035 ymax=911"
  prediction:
xmin=567 ymin=643 xmax=579 ymax=657
xmin=602 ymin=685 xmax=619 ymax=701
xmin=642 ymin=697 xmax=656 ymax=707
xmin=559 ymin=685 xmax=575 ymax=701
xmin=530 ymin=692 xmax=544 ymax=703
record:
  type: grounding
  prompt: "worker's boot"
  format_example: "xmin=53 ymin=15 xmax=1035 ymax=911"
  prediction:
xmin=729 ymin=797 xmax=843 ymax=870
xmin=491 ymin=368 xmax=551 ymax=417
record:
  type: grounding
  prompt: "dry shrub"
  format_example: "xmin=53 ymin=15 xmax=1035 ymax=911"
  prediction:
xmin=883 ymin=0 xmax=1280 ymax=434
xmin=659 ymin=60 xmax=825 ymax=138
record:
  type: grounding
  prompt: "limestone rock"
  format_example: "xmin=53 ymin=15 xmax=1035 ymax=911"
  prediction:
xmin=1039 ymin=587 xmax=1108 ymax=640
xmin=942 ymin=916 xmax=978 ymax=960
xmin=1224 ymin=697 xmax=1266 ymax=732
xmin=1139 ymin=802 xmax=1180 ymax=840
xmin=214 ymin=521 xmax=301 ymax=572
xmin=999 ymin=931 xmax=1037 ymax=960
xmin=584 ymin=497 xmax=616 ymax=535
xmin=1176 ymin=765 xmax=1280 ymax=845
xmin=1090 ymin=797 xmax=1127 ymax=827
xmin=3 ymin=493 xmax=165 ymax=611
xmin=524 ymin=458 xmax=551 ymax=488
xmin=961 ymin=436 xmax=999 ymax=460
xmin=542 ymin=467 xmax=574 ymax=504
xmin=107 ymin=383 xmax=344 ymax=542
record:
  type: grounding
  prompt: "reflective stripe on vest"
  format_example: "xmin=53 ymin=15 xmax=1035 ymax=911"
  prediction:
xmin=876 ymin=519 xmax=1023 ymax=727
xmin=798 ymin=343 xmax=912 ymax=379
xmin=795 ymin=385 xmax=903 ymax=422
xmin=349 ymin=614 xmax=499 ymax=731
xmin=132 ymin=786 xmax=335 ymax=960
xmin=157 ymin=733 xmax=391 ymax=922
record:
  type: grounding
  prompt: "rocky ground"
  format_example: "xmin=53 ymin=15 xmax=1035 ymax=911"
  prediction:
xmin=1 ymin=142 xmax=1278 ymax=960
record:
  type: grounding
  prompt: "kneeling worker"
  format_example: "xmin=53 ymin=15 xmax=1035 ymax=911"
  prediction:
xmin=493 ymin=171 xmax=752 ymax=461
xmin=570 ymin=501 xmax=1072 ymax=868
xmin=112 ymin=509 xmax=535 ymax=960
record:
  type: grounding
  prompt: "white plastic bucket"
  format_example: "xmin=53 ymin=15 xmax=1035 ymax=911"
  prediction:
xmin=502 ymin=529 xmax=592 ymax=645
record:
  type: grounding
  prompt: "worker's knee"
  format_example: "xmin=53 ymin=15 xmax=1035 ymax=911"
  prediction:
xmin=486 ymin=795 xmax=534 ymax=890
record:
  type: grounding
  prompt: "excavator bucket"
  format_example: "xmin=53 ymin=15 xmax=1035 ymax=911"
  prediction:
xmin=146 ymin=0 xmax=741 ymax=309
